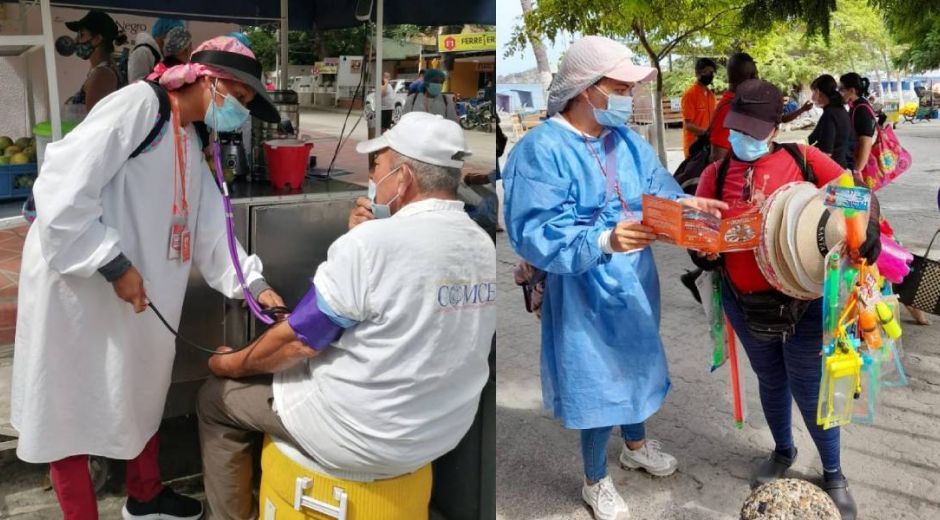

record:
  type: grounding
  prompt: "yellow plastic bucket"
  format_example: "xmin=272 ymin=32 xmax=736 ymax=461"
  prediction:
xmin=258 ymin=436 xmax=432 ymax=520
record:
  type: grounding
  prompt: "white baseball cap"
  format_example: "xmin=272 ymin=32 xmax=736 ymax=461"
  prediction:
xmin=356 ymin=112 xmax=472 ymax=168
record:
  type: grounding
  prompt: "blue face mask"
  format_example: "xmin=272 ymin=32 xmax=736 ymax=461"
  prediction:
xmin=426 ymin=83 xmax=443 ymax=97
xmin=369 ymin=166 xmax=403 ymax=219
xmin=729 ymin=130 xmax=771 ymax=162
xmin=205 ymin=82 xmax=251 ymax=132
xmin=590 ymin=86 xmax=633 ymax=127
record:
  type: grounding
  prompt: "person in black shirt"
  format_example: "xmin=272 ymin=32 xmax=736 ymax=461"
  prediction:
xmin=839 ymin=73 xmax=878 ymax=173
xmin=808 ymin=75 xmax=851 ymax=169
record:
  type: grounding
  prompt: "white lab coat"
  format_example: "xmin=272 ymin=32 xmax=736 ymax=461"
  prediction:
xmin=11 ymin=82 xmax=264 ymax=463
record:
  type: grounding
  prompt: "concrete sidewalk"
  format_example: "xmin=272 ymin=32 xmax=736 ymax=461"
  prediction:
xmin=496 ymin=122 xmax=940 ymax=519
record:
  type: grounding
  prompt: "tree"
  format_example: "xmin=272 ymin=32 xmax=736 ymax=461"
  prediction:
xmin=506 ymin=0 xmax=743 ymax=162
xmin=875 ymin=0 xmax=940 ymax=71
xmin=518 ymin=0 xmax=554 ymax=92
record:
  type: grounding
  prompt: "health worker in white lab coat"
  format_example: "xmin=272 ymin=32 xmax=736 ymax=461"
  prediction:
xmin=11 ymin=36 xmax=284 ymax=520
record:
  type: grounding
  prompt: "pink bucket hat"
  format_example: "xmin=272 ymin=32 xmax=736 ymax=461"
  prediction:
xmin=159 ymin=36 xmax=279 ymax=122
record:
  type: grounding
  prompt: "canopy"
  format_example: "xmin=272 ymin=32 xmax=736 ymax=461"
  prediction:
xmin=47 ymin=0 xmax=495 ymax=29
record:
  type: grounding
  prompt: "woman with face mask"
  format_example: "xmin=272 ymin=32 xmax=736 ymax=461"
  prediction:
xmin=402 ymin=68 xmax=459 ymax=123
xmin=503 ymin=36 xmax=726 ymax=520
xmin=11 ymin=36 xmax=285 ymax=520
xmin=62 ymin=10 xmax=127 ymax=114
xmin=693 ymin=80 xmax=883 ymax=520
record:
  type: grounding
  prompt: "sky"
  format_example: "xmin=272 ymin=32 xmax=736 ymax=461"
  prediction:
xmin=496 ymin=0 xmax=568 ymax=77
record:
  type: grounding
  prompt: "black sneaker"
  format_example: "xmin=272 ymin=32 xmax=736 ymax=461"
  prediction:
xmin=122 ymin=487 xmax=204 ymax=520
xmin=750 ymin=447 xmax=797 ymax=489
xmin=680 ymin=269 xmax=703 ymax=304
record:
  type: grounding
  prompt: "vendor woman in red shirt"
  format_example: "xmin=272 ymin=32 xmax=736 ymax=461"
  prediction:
xmin=693 ymin=79 xmax=882 ymax=520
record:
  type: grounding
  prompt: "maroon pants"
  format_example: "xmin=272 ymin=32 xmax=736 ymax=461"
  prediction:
xmin=49 ymin=434 xmax=163 ymax=520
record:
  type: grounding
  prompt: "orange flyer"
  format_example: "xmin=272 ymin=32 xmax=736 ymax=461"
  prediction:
xmin=641 ymin=195 xmax=762 ymax=253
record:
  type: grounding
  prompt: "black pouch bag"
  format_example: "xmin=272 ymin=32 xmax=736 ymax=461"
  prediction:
xmin=723 ymin=274 xmax=812 ymax=342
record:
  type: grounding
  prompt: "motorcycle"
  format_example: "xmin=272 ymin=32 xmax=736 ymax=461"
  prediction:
xmin=460 ymin=100 xmax=494 ymax=131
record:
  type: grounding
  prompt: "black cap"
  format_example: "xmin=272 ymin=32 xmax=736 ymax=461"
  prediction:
xmin=724 ymin=79 xmax=784 ymax=140
xmin=190 ymin=50 xmax=280 ymax=123
xmin=65 ymin=10 xmax=119 ymax=40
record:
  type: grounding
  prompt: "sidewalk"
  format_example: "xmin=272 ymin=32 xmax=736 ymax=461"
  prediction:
xmin=496 ymin=122 xmax=940 ymax=519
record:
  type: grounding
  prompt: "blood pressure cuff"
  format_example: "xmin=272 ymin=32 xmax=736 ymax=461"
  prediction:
xmin=287 ymin=284 xmax=358 ymax=351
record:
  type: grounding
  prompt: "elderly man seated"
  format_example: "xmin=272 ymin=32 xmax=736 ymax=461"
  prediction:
xmin=196 ymin=112 xmax=497 ymax=519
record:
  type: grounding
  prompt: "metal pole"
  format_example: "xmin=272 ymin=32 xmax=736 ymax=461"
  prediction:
xmin=279 ymin=0 xmax=289 ymax=89
xmin=373 ymin=0 xmax=383 ymax=136
xmin=40 ymin=0 xmax=61 ymax=140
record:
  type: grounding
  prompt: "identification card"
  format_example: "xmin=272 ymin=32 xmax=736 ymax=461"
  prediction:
xmin=167 ymin=215 xmax=186 ymax=260
xmin=180 ymin=229 xmax=192 ymax=263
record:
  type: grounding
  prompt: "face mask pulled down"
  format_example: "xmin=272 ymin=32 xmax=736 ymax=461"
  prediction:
xmin=368 ymin=165 xmax=404 ymax=219
xmin=729 ymin=130 xmax=771 ymax=162
xmin=589 ymin=86 xmax=634 ymax=128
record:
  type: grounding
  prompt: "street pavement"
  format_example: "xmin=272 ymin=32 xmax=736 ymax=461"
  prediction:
xmin=495 ymin=123 xmax=940 ymax=519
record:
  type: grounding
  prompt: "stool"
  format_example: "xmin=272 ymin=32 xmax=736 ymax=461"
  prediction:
xmin=258 ymin=436 xmax=432 ymax=520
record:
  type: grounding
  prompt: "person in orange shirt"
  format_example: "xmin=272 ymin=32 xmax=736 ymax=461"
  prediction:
xmin=681 ymin=58 xmax=718 ymax=157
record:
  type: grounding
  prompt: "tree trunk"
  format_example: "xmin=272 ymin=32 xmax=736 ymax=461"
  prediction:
xmin=652 ymin=61 xmax=667 ymax=164
xmin=519 ymin=0 xmax=553 ymax=92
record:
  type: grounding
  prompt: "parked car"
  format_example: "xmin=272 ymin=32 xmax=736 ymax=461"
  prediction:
xmin=365 ymin=79 xmax=412 ymax=125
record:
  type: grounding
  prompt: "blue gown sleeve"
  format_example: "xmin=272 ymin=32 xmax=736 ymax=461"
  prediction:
xmin=503 ymin=133 xmax=611 ymax=276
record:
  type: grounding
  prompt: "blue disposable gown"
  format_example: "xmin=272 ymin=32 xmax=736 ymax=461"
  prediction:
xmin=503 ymin=119 xmax=686 ymax=430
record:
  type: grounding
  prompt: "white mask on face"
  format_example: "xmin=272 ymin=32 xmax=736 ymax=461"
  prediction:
xmin=369 ymin=165 xmax=404 ymax=219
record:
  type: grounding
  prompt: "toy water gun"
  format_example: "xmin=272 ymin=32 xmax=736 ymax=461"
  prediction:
xmin=710 ymin=275 xmax=727 ymax=372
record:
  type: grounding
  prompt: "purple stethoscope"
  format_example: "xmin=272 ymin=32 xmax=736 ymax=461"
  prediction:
xmin=148 ymin=134 xmax=287 ymax=356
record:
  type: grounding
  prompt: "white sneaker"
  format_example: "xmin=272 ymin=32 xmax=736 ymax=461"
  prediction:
xmin=619 ymin=439 xmax=678 ymax=477
xmin=581 ymin=475 xmax=630 ymax=520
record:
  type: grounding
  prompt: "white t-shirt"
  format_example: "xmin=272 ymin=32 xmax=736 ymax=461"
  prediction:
xmin=380 ymin=82 xmax=395 ymax=110
xmin=273 ymin=198 xmax=496 ymax=480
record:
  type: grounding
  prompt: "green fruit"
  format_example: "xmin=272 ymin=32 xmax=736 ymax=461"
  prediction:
xmin=0 ymin=157 xmax=10 ymax=165
xmin=0 ymin=137 xmax=12 ymax=150
xmin=4 ymin=146 xmax=22 ymax=157
xmin=10 ymin=153 xmax=29 ymax=165
xmin=14 ymin=138 xmax=30 ymax=149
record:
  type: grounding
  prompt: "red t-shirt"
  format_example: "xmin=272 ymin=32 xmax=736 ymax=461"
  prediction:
xmin=709 ymin=91 xmax=735 ymax=151
xmin=696 ymin=144 xmax=846 ymax=293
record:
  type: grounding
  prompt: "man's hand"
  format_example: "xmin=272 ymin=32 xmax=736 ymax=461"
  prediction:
xmin=113 ymin=266 xmax=148 ymax=313
xmin=679 ymin=196 xmax=729 ymax=218
xmin=208 ymin=346 xmax=237 ymax=377
xmin=801 ymin=100 xmax=813 ymax=113
xmin=612 ymin=221 xmax=657 ymax=253
xmin=349 ymin=196 xmax=375 ymax=230
xmin=208 ymin=322 xmax=320 ymax=379
xmin=696 ymin=250 xmax=720 ymax=261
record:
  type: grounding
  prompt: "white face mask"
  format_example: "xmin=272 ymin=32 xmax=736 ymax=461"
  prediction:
xmin=369 ymin=165 xmax=403 ymax=219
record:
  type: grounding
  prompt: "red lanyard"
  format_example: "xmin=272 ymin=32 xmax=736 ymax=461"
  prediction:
xmin=582 ymin=133 xmax=634 ymax=215
xmin=169 ymin=94 xmax=189 ymax=218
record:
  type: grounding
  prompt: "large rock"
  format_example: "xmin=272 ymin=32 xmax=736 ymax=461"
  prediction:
xmin=740 ymin=479 xmax=840 ymax=520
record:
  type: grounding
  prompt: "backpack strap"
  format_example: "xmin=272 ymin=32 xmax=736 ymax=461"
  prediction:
xmin=134 ymin=42 xmax=161 ymax=65
xmin=779 ymin=142 xmax=817 ymax=184
xmin=129 ymin=81 xmax=170 ymax=159
xmin=714 ymin=156 xmax=732 ymax=200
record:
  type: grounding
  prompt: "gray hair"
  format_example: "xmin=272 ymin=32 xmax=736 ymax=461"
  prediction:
xmin=391 ymin=150 xmax=461 ymax=195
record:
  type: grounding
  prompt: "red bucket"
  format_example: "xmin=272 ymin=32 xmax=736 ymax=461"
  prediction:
xmin=264 ymin=139 xmax=312 ymax=190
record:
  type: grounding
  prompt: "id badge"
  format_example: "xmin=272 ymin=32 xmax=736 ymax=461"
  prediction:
xmin=180 ymin=229 xmax=192 ymax=263
xmin=167 ymin=215 xmax=185 ymax=260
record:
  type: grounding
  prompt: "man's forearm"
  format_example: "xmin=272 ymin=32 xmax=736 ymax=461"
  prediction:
xmin=685 ymin=121 xmax=707 ymax=135
xmin=210 ymin=321 xmax=317 ymax=378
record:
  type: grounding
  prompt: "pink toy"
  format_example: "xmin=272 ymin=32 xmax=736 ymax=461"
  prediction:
xmin=877 ymin=235 xmax=913 ymax=284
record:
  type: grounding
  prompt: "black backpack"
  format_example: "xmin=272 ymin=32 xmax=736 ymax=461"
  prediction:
xmin=673 ymin=98 xmax=730 ymax=195
xmin=117 ymin=42 xmax=160 ymax=88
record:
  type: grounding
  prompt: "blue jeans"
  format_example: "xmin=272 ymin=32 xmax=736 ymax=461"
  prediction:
xmin=581 ymin=423 xmax=646 ymax=481
xmin=721 ymin=281 xmax=841 ymax=472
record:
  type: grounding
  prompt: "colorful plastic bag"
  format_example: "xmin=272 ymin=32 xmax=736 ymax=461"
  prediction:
xmin=852 ymin=103 xmax=912 ymax=191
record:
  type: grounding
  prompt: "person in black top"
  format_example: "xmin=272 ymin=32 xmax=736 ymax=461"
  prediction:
xmin=839 ymin=73 xmax=878 ymax=173
xmin=808 ymin=75 xmax=851 ymax=168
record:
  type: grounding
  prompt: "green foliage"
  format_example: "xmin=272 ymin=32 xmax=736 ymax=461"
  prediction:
xmin=876 ymin=0 xmax=940 ymax=70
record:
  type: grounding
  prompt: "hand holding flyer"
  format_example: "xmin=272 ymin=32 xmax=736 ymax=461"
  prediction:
xmin=641 ymin=195 xmax=762 ymax=254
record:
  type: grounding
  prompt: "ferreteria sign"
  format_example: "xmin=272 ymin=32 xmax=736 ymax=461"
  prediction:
xmin=438 ymin=32 xmax=496 ymax=53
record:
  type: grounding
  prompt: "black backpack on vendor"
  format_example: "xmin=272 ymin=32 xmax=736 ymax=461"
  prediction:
xmin=673 ymin=98 xmax=731 ymax=195
xmin=695 ymin=142 xmax=818 ymax=342
xmin=23 ymin=81 xmax=210 ymax=222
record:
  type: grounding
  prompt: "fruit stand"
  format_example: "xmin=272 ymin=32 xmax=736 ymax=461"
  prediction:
xmin=0 ymin=0 xmax=61 ymax=203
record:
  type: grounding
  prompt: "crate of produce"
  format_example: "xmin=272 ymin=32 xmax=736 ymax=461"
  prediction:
xmin=0 ymin=164 xmax=38 ymax=200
